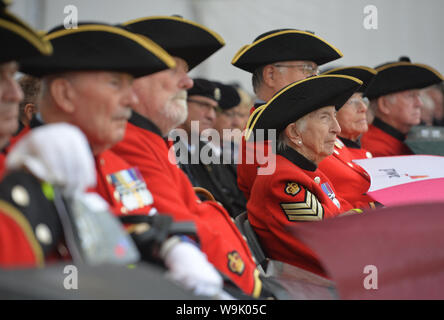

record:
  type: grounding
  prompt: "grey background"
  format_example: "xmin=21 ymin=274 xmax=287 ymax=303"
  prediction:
xmin=10 ymin=0 xmax=444 ymax=95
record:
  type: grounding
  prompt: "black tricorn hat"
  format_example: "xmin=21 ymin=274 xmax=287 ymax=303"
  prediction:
xmin=365 ymin=58 xmax=443 ymax=100
xmin=245 ymin=75 xmax=362 ymax=141
xmin=122 ymin=16 xmax=225 ymax=71
xmin=231 ymin=29 xmax=343 ymax=73
xmin=19 ymin=23 xmax=175 ymax=78
xmin=322 ymin=66 xmax=377 ymax=93
xmin=0 ymin=4 xmax=52 ymax=63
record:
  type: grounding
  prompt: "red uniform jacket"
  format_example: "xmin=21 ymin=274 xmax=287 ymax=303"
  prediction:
xmin=237 ymin=138 xmax=272 ymax=200
xmin=247 ymin=148 xmax=354 ymax=277
xmin=0 ymin=169 xmax=71 ymax=268
xmin=112 ymin=112 xmax=262 ymax=296
xmin=361 ymin=117 xmax=413 ymax=157
xmin=92 ymin=149 xmax=156 ymax=216
xmin=0 ymin=203 xmax=44 ymax=267
xmin=319 ymin=138 xmax=375 ymax=209
xmin=0 ymin=153 xmax=5 ymax=181
xmin=0 ymin=125 xmax=32 ymax=181
xmin=0 ymin=121 xmax=155 ymax=268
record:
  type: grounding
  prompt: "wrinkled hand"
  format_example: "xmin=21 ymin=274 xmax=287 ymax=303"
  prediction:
xmin=161 ymin=238 xmax=225 ymax=297
xmin=6 ymin=123 xmax=96 ymax=197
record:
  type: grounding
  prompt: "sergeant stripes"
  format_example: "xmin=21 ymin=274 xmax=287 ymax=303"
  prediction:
xmin=280 ymin=189 xmax=324 ymax=222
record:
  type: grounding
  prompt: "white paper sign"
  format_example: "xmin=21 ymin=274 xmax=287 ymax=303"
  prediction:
xmin=353 ymin=155 xmax=444 ymax=192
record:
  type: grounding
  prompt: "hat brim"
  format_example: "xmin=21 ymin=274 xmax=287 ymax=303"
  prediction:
xmin=365 ymin=62 xmax=443 ymax=100
xmin=245 ymin=75 xmax=362 ymax=141
xmin=20 ymin=24 xmax=175 ymax=78
xmin=232 ymin=30 xmax=342 ymax=73
xmin=0 ymin=11 xmax=52 ymax=63
xmin=322 ymin=66 xmax=377 ymax=92
xmin=123 ymin=16 xmax=225 ymax=71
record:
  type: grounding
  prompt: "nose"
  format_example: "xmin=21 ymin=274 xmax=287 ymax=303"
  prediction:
xmin=414 ymin=93 xmax=423 ymax=108
xmin=207 ymin=107 xmax=217 ymax=122
xmin=232 ymin=116 xmax=241 ymax=128
xmin=357 ymin=99 xmax=368 ymax=112
xmin=332 ymin=117 xmax=341 ymax=135
xmin=179 ymin=72 xmax=193 ymax=90
xmin=125 ymin=86 xmax=139 ymax=108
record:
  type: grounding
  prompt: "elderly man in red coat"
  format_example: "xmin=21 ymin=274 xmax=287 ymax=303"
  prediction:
xmin=246 ymin=75 xmax=363 ymax=277
xmin=362 ymin=57 xmax=443 ymax=157
xmin=231 ymin=28 xmax=343 ymax=200
xmin=112 ymin=16 xmax=264 ymax=297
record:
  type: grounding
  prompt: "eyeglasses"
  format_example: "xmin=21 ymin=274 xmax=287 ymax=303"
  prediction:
xmin=273 ymin=63 xmax=320 ymax=76
xmin=220 ymin=110 xmax=246 ymax=118
xmin=187 ymin=99 xmax=219 ymax=111
xmin=345 ymin=97 xmax=370 ymax=108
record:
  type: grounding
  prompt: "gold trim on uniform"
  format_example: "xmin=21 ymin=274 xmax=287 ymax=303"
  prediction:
xmin=334 ymin=139 xmax=344 ymax=149
xmin=0 ymin=200 xmax=45 ymax=267
xmin=252 ymin=268 xmax=263 ymax=298
xmin=284 ymin=182 xmax=301 ymax=196
xmin=280 ymin=190 xmax=324 ymax=222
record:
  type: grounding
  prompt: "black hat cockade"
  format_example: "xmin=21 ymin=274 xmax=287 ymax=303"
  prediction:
xmin=213 ymin=82 xmax=241 ymax=110
xmin=322 ymin=66 xmax=377 ymax=93
xmin=364 ymin=57 xmax=443 ymax=100
xmin=0 ymin=0 xmax=52 ymax=63
xmin=245 ymin=75 xmax=362 ymax=141
xmin=123 ymin=15 xmax=225 ymax=71
xmin=231 ymin=29 xmax=343 ymax=73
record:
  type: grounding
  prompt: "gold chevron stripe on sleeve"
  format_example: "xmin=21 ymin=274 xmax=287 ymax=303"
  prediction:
xmin=280 ymin=190 xmax=324 ymax=222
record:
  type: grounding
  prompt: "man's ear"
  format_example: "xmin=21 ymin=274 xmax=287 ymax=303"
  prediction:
xmin=377 ymin=95 xmax=391 ymax=115
xmin=284 ymin=122 xmax=302 ymax=145
xmin=49 ymin=77 xmax=76 ymax=113
xmin=262 ymin=64 xmax=277 ymax=88
xmin=24 ymin=103 xmax=36 ymax=121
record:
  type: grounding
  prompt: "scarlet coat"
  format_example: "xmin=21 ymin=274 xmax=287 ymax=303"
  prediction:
xmin=112 ymin=111 xmax=262 ymax=297
xmin=319 ymin=138 xmax=376 ymax=209
xmin=247 ymin=148 xmax=353 ymax=277
xmin=361 ymin=117 xmax=413 ymax=157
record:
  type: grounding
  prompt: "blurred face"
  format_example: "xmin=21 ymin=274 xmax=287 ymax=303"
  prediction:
xmin=213 ymin=106 xmax=250 ymax=144
xmin=336 ymin=92 xmax=369 ymax=141
xmin=294 ymin=106 xmax=341 ymax=164
xmin=0 ymin=61 xmax=23 ymax=148
xmin=183 ymin=95 xmax=218 ymax=136
xmin=67 ymin=71 xmax=137 ymax=154
xmin=383 ymin=89 xmax=423 ymax=133
xmin=132 ymin=57 xmax=193 ymax=135
xmin=272 ymin=60 xmax=319 ymax=92
xmin=427 ymin=87 xmax=444 ymax=120
xmin=231 ymin=104 xmax=250 ymax=130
